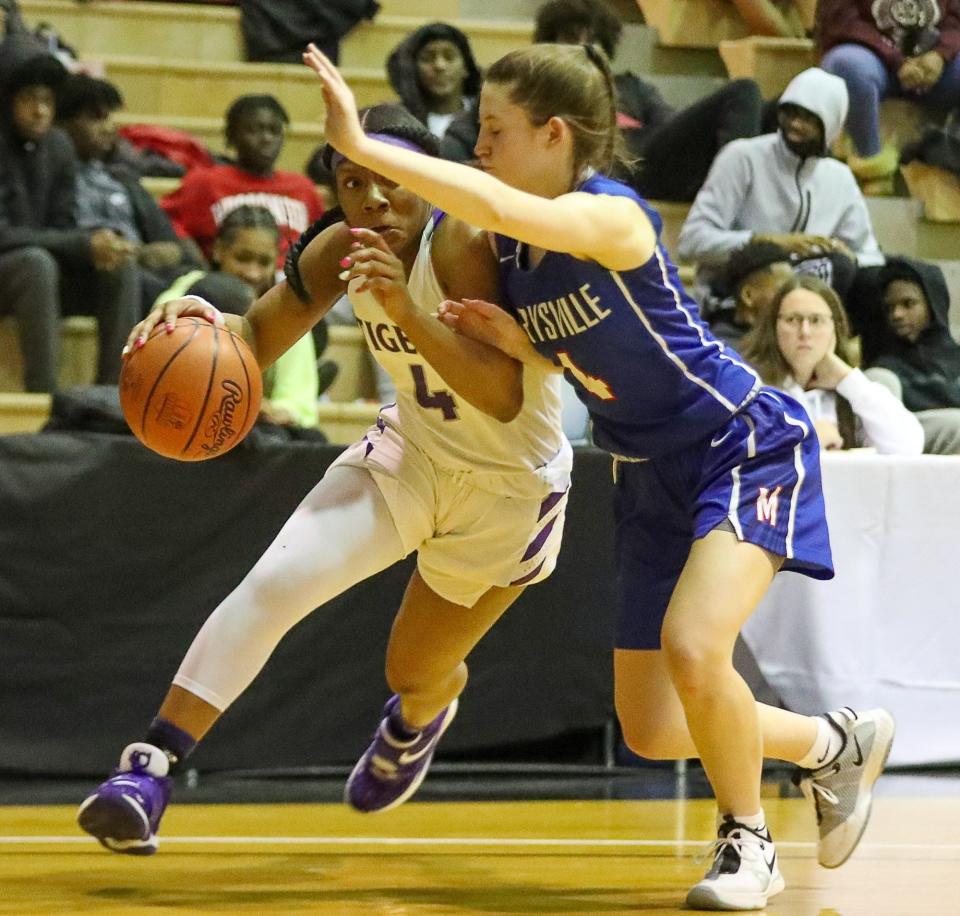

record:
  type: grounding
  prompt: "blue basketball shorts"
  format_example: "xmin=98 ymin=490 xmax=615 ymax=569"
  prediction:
xmin=614 ymin=387 xmax=834 ymax=650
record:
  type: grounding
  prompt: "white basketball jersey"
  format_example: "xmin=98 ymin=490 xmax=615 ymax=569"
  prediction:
xmin=347 ymin=215 xmax=569 ymax=497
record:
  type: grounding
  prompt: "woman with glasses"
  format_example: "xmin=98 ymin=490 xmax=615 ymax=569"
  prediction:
xmin=741 ymin=275 xmax=923 ymax=454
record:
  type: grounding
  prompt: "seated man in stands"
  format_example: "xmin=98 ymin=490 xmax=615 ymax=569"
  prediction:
xmin=708 ymin=239 xmax=857 ymax=348
xmin=678 ymin=68 xmax=883 ymax=292
xmin=56 ymin=74 xmax=204 ymax=315
xmin=534 ymin=0 xmax=763 ymax=201
xmin=161 ymin=94 xmax=324 ymax=268
xmin=863 ymin=257 xmax=960 ymax=454
xmin=0 ymin=46 xmax=140 ymax=391
xmin=818 ymin=0 xmax=960 ymax=194
xmin=386 ymin=22 xmax=482 ymax=163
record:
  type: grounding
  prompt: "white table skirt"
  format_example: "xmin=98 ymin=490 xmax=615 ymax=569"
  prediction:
xmin=742 ymin=453 xmax=960 ymax=766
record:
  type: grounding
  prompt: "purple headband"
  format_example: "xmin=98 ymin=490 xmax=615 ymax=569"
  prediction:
xmin=329 ymin=133 xmax=428 ymax=172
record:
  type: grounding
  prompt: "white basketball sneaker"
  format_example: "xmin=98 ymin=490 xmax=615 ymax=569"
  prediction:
xmin=796 ymin=707 xmax=896 ymax=868
xmin=685 ymin=817 xmax=784 ymax=911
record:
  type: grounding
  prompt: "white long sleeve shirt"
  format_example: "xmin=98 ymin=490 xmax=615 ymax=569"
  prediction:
xmin=781 ymin=368 xmax=924 ymax=455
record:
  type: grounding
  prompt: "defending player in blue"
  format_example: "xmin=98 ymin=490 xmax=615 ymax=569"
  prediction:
xmin=305 ymin=43 xmax=896 ymax=911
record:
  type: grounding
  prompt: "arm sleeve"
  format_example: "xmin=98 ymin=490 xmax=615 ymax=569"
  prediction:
xmin=833 ymin=171 xmax=884 ymax=266
xmin=160 ymin=173 xmax=206 ymax=239
xmin=130 ymin=180 xmax=180 ymax=244
xmin=677 ymin=143 xmax=754 ymax=264
xmin=836 ymin=367 xmax=925 ymax=454
xmin=265 ymin=331 xmax=319 ymax=428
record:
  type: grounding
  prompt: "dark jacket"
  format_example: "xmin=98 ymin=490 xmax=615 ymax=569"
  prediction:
xmin=239 ymin=0 xmax=379 ymax=63
xmin=816 ymin=0 xmax=960 ymax=72
xmin=386 ymin=22 xmax=482 ymax=162
xmin=614 ymin=72 xmax=675 ymax=149
xmin=867 ymin=257 xmax=960 ymax=411
xmin=0 ymin=38 xmax=90 ymax=267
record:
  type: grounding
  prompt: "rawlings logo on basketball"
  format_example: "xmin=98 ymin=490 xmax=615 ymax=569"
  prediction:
xmin=154 ymin=392 xmax=193 ymax=430
xmin=201 ymin=379 xmax=244 ymax=454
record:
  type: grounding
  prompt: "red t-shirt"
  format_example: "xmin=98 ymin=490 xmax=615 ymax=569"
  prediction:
xmin=161 ymin=164 xmax=324 ymax=267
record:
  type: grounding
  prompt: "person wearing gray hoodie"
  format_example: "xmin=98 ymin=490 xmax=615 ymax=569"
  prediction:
xmin=678 ymin=68 xmax=883 ymax=278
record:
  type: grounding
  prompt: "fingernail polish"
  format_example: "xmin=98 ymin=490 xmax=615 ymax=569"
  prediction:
xmin=165 ymin=322 xmax=174 ymax=332
xmin=339 ymin=256 xmax=351 ymax=268
xmin=350 ymin=227 xmax=362 ymax=236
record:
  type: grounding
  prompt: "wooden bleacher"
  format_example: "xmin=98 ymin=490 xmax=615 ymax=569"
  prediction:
xmin=19 ymin=0 xmax=531 ymax=171
xmin=19 ymin=1 xmax=531 ymax=68
xmin=6 ymin=0 xmax=960 ymax=435
xmin=637 ymin=0 xmax=749 ymax=49
xmin=718 ymin=36 xmax=816 ymax=97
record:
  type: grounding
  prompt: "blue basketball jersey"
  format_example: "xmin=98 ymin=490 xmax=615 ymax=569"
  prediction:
xmin=495 ymin=173 xmax=761 ymax=459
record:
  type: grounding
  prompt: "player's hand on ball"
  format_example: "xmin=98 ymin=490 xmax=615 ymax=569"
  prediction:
xmin=123 ymin=297 xmax=225 ymax=358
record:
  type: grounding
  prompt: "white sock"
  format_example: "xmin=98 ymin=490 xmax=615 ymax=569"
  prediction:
xmin=718 ymin=809 xmax=766 ymax=833
xmin=796 ymin=715 xmax=843 ymax=769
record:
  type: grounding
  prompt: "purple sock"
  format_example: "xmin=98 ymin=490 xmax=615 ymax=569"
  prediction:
xmin=144 ymin=717 xmax=197 ymax=769
xmin=387 ymin=708 xmax=420 ymax=742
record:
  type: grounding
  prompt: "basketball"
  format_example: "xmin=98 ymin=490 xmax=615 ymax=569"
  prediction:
xmin=119 ymin=317 xmax=262 ymax=461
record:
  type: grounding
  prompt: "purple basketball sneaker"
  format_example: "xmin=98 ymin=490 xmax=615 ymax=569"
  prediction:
xmin=345 ymin=695 xmax=458 ymax=813
xmin=77 ymin=742 xmax=172 ymax=855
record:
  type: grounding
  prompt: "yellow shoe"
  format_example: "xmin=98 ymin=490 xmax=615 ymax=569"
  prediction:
xmin=847 ymin=145 xmax=899 ymax=194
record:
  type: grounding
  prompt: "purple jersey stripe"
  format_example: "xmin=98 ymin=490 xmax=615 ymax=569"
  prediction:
xmin=520 ymin=514 xmax=558 ymax=562
xmin=537 ymin=489 xmax=566 ymax=521
xmin=510 ymin=558 xmax=546 ymax=587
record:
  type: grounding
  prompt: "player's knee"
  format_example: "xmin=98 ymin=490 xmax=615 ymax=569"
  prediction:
xmin=13 ymin=247 xmax=59 ymax=289
xmin=660 ymin=633 xmax=723 ymax=699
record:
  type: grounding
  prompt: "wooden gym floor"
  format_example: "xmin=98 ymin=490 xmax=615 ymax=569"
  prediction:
xmin=0 ymin=786 xmax=957 ymax=914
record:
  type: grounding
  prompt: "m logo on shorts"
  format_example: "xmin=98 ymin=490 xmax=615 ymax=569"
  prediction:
xmin=756 ymin=486 xmax=783 ymax=526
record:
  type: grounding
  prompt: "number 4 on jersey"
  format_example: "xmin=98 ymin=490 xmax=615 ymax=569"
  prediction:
xmin=556 ymin=351 xmax=616 ymax=400
xmin=410 ymin=364 xmax=458 ymax=420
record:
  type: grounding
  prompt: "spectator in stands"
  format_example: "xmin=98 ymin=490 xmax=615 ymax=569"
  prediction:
xmin=0 ymin=47 xmax=140 ymax=391
xmin=154 ymin=205 xmax=332 ymax=429
xmin=386 ymin=22 xmax=482 ymax=162
xmin=862 ymin=257 xmax=960 ymax=454
xmin=56 ymin=74 xmax=204 ymax=315
xmin=709 ymin=239 xmax=857 ymax=348
xmin=709 ymin=241 xmax=797 ymax=348
xmin=730 ymin=0 xmax=807 ymax=37
xmin=678 ymin=68 xmax=883 ymax=289
xmin=818 ymin=0 xmax=960 ymax=194
xmin=0 ymin=0 xmax=29 ymax=40
xmin=161 ymin=94 xmax=324 ymax=267
xmin=533 ymin=0 xmax=763 ymax=201
xmin=741 ymin=274 xmax=924 ymax=454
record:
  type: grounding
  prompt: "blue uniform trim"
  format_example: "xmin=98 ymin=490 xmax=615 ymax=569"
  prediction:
xmin=614 ymin=388 xmax=833 ymax=651
xmin=495 ymin=173 xmax=762 ymax=458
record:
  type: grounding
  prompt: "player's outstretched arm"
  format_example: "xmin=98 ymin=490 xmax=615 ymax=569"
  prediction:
xmin=303 ymin=44 xmax=656 ymax=272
